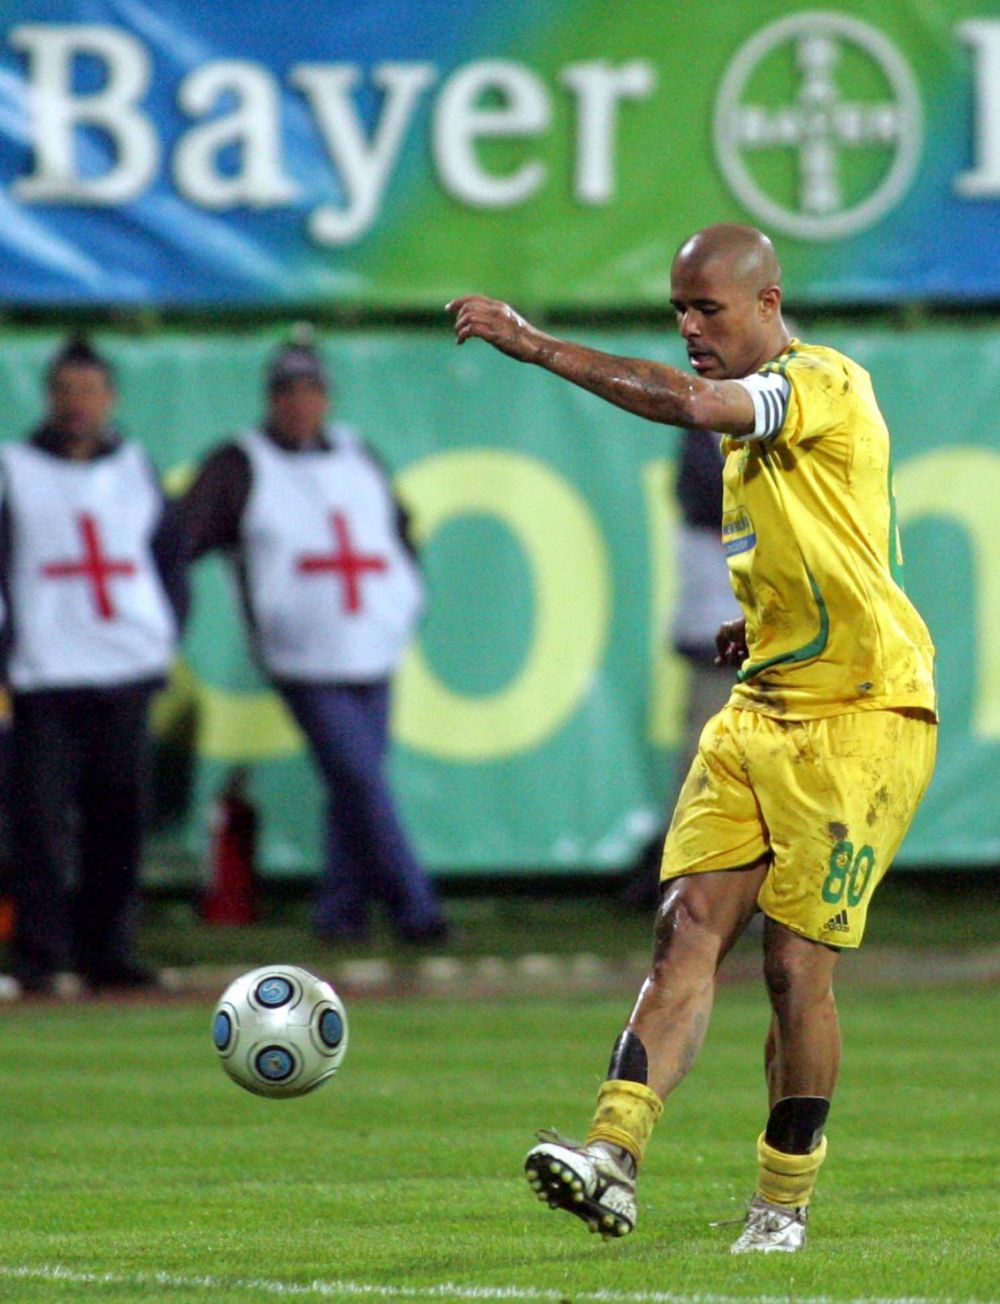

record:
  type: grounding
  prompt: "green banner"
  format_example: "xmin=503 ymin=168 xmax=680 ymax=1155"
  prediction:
xmin=1 ymin=323 xmax=997 ymax=874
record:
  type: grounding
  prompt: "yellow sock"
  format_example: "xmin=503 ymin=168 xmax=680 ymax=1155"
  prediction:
xmin=756 ymin=1132 xmax=828 ymax=1207
xmin=585 ymin=1079 xmax=663 ymax=1165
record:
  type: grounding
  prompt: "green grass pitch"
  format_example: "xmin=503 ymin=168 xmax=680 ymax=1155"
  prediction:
xmin=0 ymin=983 xmax=996 ymax=1302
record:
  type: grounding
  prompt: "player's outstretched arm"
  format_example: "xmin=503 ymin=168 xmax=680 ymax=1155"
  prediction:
xmin=445 ymin=294 xmax=755 ymax=435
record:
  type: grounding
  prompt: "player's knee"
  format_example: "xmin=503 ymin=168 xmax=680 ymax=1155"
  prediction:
xmin=657 ymin=876 xmax=717 ymax=929
xmin=762 ymin=933 xmax=834 ymax=1006
xmin=763 ymin=946 xmax=796 ymax=998
xmin=652 ymin=881 xmax=717 ymax=965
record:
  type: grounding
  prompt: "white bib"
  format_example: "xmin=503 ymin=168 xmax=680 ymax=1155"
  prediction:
xmin=238 ymin=426 xmax=423 ymax=680
xmin=1 ymin=441 xmax=176 ymax=689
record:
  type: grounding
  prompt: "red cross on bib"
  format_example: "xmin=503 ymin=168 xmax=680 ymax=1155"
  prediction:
xmin=296 ymin=511 xmax=387 ymax=613
xmin=41 ymin=512 xmax=138 ymax=620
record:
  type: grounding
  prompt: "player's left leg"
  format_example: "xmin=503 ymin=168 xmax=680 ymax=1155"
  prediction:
xmin=731 ymin=707 xmax=937 ymax=1253
xmin=731 ymin=922 xmax=838 ymax=1253
xmin=762 ymin=919 xmax=840 ymax=1101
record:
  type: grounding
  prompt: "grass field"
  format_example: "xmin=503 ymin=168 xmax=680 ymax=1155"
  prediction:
xmin=0 ymin=974 xmax=997 ymax=1302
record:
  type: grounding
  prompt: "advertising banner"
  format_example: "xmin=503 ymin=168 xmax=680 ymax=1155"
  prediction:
xmin=0 ymin=323 xmax=997 ymax=874
xmin=0 ymin=1 xmax=997 ymax=306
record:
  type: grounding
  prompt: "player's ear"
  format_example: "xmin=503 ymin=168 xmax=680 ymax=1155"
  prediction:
xmin=759 ymin=285 xmax=781 ymax=320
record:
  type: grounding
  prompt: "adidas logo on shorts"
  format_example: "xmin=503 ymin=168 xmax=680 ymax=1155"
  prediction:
xmin=822 ymin=909 xmax=851 ymax=933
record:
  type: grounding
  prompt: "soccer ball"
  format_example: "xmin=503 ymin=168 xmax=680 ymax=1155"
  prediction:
xmin=211 ymin=964 xmax=348 ymax=1099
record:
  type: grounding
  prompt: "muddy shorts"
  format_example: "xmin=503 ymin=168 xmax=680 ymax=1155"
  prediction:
xmin=659 ymin=704 xmax=937 ymax=948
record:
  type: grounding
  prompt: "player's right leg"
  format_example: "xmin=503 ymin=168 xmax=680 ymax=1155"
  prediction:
xmin=526 ymin=861 xmax=767 ymax=1236
xmin=525 ymin=706 xmax=770 ymax=1237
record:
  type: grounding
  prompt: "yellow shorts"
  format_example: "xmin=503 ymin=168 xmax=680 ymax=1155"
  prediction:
xmin=659 ymin=705 xmax=937 ymax=948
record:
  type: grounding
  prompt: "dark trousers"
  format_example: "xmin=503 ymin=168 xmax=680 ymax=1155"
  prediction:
xmin=9 ymin=682 xmax=156 ymax=983
xmin=277 ymin=679 xmax=444 ymax=939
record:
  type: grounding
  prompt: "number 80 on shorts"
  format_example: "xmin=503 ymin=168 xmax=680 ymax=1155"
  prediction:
xmin=822 ymin=840 xmax=876 ymax=907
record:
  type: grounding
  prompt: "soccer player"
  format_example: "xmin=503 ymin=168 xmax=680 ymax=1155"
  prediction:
xmin=446 ymin=223 xmax=937 ymax=1253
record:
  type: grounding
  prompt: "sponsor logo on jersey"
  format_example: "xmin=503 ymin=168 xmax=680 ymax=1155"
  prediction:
xmin=722 ymin=507 xmax=757 ymax=557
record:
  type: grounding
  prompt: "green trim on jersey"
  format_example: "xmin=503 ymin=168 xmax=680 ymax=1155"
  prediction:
xmin=737 ymin=569 xmax=830 ymax=683
xmin=759 ymin=346 xmax=799 ymax=381
xmin=887 ymin=456 xmax=906 ymax=590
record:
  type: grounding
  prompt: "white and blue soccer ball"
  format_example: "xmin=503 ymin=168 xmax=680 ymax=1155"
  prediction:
xmin=212 ymin=964 xmax=348 ymax=1099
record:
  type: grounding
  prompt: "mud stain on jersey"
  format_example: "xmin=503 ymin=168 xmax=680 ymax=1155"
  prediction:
xmin=867 ymin=785 xmax=890 ymax=828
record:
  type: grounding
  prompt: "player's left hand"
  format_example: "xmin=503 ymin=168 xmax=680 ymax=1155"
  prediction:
xmin=445 ymin=295 xmax=539 ymax=362
xmin=714 ymin=617 xmax=748 ymax=667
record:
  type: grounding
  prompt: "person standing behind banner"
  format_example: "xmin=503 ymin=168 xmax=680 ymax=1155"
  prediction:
xmin=670 ymin=430 xmax=743 ymax=760
xmin=177 ymin=335 xmax=448 ymax=947
xmin=0 ymin=336 xmax=186 ymax=997
xmin=621 ymin=429 xmax=740 ymax=909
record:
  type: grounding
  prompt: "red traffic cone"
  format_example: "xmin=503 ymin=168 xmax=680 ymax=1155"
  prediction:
xmin=0 ymin=896 xmax=13 ymax=943
xmin=202 ymin=766 xmax=258 ymax=925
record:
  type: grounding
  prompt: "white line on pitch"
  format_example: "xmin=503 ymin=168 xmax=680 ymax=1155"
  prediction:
xmin=0 ymin=1264 xmax=988 ymax=1304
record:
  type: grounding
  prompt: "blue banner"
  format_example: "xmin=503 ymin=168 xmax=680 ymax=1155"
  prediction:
xmin=0 ymin=2 xmax=998 ymax=306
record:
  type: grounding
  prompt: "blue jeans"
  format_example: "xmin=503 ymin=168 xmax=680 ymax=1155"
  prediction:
xmin=277 ymin=680 xmax=445 ymax=940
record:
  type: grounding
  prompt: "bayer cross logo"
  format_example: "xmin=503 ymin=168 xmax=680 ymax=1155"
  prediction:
xmin=714 ymin=12 xmax=923 ymax=240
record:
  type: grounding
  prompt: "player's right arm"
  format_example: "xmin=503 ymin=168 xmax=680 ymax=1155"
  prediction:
xmin=446 ymin=295 xmax=756 ymax=436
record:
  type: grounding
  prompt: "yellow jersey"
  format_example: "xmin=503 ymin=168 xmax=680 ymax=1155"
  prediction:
xmin=720 ymin=339 xmax=937 ymax=720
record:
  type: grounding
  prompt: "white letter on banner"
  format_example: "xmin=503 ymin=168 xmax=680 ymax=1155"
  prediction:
xmin=560 ymin=60 xmax=656 ymax=204
xmin=433 ymin=60 xmax=550 ymax=207
xmin=11 ymin=24 xmax=157 ymax=204
xmin=174 ymin=61 xmax=298 ymax=208
xmin=955 ymin=20 xmax=1000 ymax=197
xmin=292 ymin=62 xmax=435 ymax=245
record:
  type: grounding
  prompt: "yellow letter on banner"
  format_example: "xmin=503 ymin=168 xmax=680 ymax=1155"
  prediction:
xmin=895 ymin=448 xmax=1000 ymax=739
xmin=394 ymin=449 xmax=610 ymax=761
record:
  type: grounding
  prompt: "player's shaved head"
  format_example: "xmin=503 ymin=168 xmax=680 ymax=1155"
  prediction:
xmin=673 ymin=223 xmax=782 ymax=296
xmin=669 ymin=223 xmax=789 ymax=379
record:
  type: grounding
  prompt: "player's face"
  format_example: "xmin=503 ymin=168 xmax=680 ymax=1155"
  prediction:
xmin=669 ymin=257 xmax=771 ymax=380
xmin=268 ymin=378 xmax=329 ymax=443
xmin=47 ymin=364 xmax=115 ymax=443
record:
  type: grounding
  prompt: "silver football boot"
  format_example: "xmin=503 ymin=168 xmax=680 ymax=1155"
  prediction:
xmin=524 ymin=1130 xmax=637 ymax=1239
xmin=729 ymin=1194 xmax=809 ymax=1253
